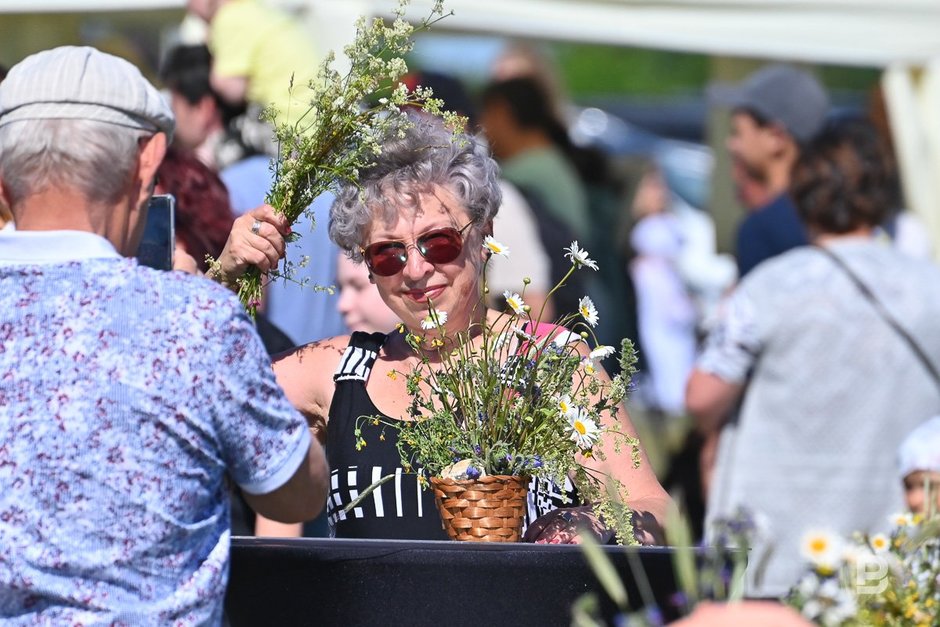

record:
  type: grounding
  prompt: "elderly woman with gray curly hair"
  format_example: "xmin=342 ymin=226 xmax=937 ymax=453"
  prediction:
xmin=214 ymin=114 xmax=671 ymax=543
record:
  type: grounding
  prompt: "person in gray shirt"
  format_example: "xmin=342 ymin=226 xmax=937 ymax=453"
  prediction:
xmin=687 ymin=118 xmax=940 ymax=597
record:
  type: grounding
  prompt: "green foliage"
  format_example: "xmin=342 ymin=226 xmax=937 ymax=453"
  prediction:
xmin=554 ymin=44 xmax=709 ymax=97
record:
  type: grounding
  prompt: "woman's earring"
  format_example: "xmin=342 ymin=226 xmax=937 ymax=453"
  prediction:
xmin=368 ymin=272 xmax=374 ymax=282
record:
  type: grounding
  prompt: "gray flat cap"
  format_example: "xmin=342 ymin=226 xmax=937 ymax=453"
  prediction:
xmin=712 ymin=64 xmax=829 ymax=144
xmin=0 ymin=45 xmax=174 ymax=139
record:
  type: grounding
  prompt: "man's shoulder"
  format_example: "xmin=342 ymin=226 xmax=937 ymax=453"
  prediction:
xmin=504 ymin=147 xmax=565 ymax=177
xmin=132 ymin=263 xmax=238 ymax=299
xmin=742 ymin=194 xmax=800 ymax=228
xmin=92 ymin=262 xmax=247 ymax=327
xmin=736 ymin=194 xmax=807 ymax=273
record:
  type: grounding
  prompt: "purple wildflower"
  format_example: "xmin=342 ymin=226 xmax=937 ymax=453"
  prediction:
xmin=644 ymin=606 xmax=665 ymax=626
xmin=669 ymin=591 xmax=688 ymax=609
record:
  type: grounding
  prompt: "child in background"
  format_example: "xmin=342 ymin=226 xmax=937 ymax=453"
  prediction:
xmin=897 ymin=415 xmax=940 ymax=516
xmin=336 ymin=254 xmax=401 ymax=334
xmin=628 ymin=167 xmax=697 ymax=417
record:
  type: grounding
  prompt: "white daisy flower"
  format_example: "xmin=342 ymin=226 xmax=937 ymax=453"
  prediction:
xmin=551 ymin=330 xmax=584 ymax=347
xmin=795 ymin=573 xmax=819 ymax=599
xmin=503 ymin=291 xmax=526 ymax=316
xmin=868 ymin=533 xmax=890 ymax=554
xmin=420 ymin=310 xmax=448 ymax=330
xmin=578 ymin=296 xmax=599 ymax=327
xmin=590 ymin=345 xmax=615 ymax=360
xmin=564 ymin=241 xmax=599 ymax=271
xmin=567 ymin=406 xmax=601 ymax=449
xmin=800 ymin=529 xmax=844 ymax=573
xmin=557 ymin=395 xmax=573 ymax=415
xmin=483 ymin=236 xmax=510 ymax=258
xmin=582 ymin=358 xmax=598 ymax=376
xmin=817 ymin=579 xmax=857 ymax=623
xmin=889 ymin=512 xmax=914 ymax=527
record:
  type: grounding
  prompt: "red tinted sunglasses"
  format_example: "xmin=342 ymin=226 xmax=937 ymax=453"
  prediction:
xmin=361 ymin=221 xmax=475 ymax=277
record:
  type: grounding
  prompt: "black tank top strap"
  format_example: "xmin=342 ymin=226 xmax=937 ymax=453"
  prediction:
xmin=333 ymin=331 xmax=388 ymax=383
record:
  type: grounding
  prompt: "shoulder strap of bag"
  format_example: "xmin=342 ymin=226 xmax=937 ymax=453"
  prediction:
xmin=817 ymin=244 xmax=940 ymax=390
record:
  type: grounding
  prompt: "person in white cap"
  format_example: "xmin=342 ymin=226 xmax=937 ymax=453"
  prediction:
xmin=0 ymin=46 xmax=328 ymax=624
xmin=897 ymin=416 xmax=940 ymax=516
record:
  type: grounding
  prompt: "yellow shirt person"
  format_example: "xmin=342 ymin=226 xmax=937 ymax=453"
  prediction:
xmin=190 ymin=0 xmax=319 ymax=126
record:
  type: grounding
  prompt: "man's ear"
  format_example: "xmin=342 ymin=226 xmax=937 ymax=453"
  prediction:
xmin=0 ymin=178 xmax=13 ymax=223
xmin=768 ymin=123 xmax=794 ymax=156
xmin=135 ymin=132 xmax=168 ymax=206
xmin=0 ymin=178 xmax=10 ymax=211
xmin=197 ymin=94 xmax=218 ymax=122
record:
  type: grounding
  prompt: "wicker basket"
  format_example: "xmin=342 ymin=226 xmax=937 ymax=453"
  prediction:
xmin=430 ymin=474 xmax=529 ymax=542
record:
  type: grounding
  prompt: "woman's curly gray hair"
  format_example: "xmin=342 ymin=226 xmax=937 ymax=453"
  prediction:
xmin=330 ymin=114 xmax=502 ymax=260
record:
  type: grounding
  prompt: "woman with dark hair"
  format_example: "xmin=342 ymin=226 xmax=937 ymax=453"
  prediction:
xmin=479 ymin=77 xmax=589 ymax=241
xmin=479 ymin=77 xmax=636 ymax=366
xmin=686 ymin=118 xmax=940 ymax=597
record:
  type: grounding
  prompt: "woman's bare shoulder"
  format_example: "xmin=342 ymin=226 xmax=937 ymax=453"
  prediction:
xmin=272 ymin=335 xmax=351 ymax=422
xmin=273 ymin=335 xmax=352 ymax=368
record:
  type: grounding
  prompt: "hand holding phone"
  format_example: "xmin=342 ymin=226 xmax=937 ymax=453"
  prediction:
xmin=137 ymin=194 xmax=175 ymax=271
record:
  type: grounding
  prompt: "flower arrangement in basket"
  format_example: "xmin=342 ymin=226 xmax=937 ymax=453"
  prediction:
xmin=208 ymin=0 xmax=459 ymax=314
xmin=355 ymin=240 xmax=643 ymax=544
xmin=784 ymin=511 xmax=940 ymax=627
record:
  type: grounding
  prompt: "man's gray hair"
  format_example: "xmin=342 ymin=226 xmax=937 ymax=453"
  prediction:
xmin=330 ymin=115 xmax=502 ymax=259
xmin=0 ymin=118 xmax=148 ymax=208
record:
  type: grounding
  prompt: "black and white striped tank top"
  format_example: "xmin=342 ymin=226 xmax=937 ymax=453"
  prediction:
xmin=325 ymin=331 xmax=576 ymax=540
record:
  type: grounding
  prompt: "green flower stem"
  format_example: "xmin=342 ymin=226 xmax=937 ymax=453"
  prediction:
xmin=342 ymin=472 xmax=396 ymax=513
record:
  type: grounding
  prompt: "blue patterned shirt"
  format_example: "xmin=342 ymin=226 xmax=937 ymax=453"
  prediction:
xmin=0 ymin=230 xmax=311 ymax=625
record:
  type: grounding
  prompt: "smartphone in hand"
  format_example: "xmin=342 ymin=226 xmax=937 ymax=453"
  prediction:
xmin=137 ymin=194 xmax=175 ymax=271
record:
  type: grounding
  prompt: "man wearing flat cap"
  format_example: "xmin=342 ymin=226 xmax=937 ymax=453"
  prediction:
xmin=716 ymin=64 xmax=830 ymax=277
xmin=0 ymin=46 xmax=328 ymax=624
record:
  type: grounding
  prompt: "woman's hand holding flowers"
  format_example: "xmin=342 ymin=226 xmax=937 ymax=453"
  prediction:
xmin=212 ymin=205 xmax=291 ymax=292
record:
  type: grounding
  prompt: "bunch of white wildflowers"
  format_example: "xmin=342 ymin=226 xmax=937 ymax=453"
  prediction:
xmin=209 ymin=0 xmax=462 ymax=314
xmin=355 ymin=239 xmax=642 ymax=544
xmin=786 ymin=513 xmax=940 ymax=626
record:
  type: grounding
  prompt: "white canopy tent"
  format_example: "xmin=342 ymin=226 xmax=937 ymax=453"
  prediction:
xmin=7 ymin=0 xmax=940 ymax=248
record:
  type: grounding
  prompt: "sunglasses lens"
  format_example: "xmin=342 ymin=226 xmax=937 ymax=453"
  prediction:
xmin=364 ymin=242 xmax=407 ymax=276
xmin=362 ymin=225 xmax=469 ymax=276
xmin=418 ymin=228 xmax=463 ymax=264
